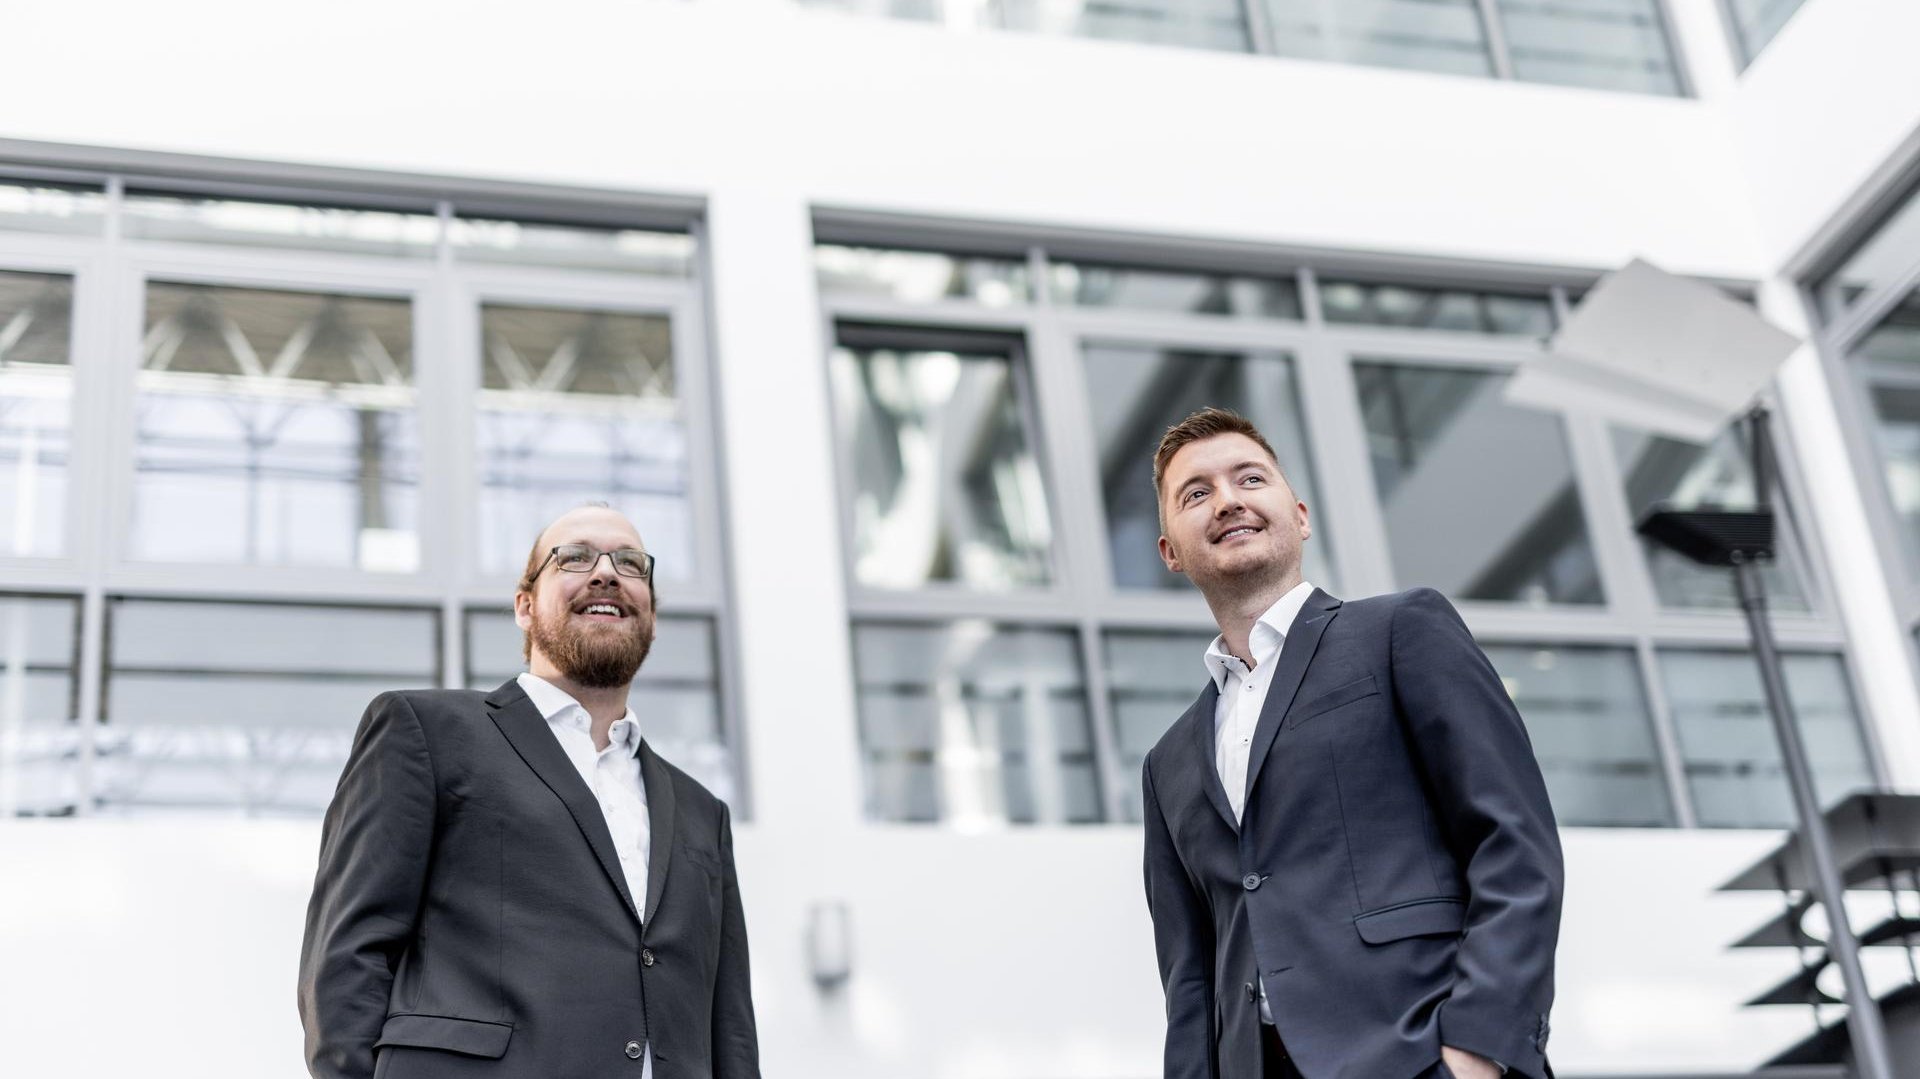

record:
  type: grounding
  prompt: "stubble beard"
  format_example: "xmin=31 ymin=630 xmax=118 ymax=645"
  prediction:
xmin=529 ymin=600 xmax=655 ymax=689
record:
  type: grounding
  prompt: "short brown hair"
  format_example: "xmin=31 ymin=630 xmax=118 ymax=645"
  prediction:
xmin=1152 ymin=407 xmax=1286 ymax=514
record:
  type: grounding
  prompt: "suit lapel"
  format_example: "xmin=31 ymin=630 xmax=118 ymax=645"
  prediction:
xmin=638 ymin=741 xmax=677 ymax=925
xmin=1242 ymin=589 xmax=1342 ymax=804
xmin=1181 ymin=681 xmax=1238 ymax=834
xmin=485 ymin=679 xmax=642 ymax=924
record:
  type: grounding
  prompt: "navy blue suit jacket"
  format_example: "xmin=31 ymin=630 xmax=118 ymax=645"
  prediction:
xmin=1142 ymin=588 xmax=1563 ymax=1079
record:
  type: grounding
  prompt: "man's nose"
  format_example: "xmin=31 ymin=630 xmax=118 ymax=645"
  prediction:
xmin=586 ymin=552 xmax=620 ymax=584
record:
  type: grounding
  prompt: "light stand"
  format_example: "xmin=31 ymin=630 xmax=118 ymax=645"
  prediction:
xmin=1637 ymin=403 xmax=1896 ymax=1079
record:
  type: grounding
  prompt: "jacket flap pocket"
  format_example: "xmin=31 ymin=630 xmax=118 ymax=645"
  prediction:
xmin=1285 ymin=674 xmax=1379 ymax=728
xmin=376 ymin=1014 xmax=513 ymax=1058
xmin=1354 ymin=898 xmax=1465 ymax=944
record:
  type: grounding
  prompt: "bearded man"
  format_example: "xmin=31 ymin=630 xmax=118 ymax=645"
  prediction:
xmin=300 ymin=504 xmax=759 ymax=1079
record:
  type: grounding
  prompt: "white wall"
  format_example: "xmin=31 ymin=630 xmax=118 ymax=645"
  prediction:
xmin=7 ymin=2 xmax=1920 ymax=1077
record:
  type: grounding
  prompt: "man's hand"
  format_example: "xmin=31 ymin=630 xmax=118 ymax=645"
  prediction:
xmin=1441 ymin=1044 xmax=1502 ymax=1079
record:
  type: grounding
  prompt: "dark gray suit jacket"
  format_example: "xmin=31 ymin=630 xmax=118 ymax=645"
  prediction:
xmin=299 ymin=679 xmax=759 ymax=1079
xmin=1143 ymin=588 xmax=1563 ymax=1079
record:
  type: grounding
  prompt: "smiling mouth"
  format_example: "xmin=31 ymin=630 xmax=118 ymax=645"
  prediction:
xmin=1214 ymin=526 xmax=1262 ymax=543
xmin=577 ymin=602 xmax=627 ymax=620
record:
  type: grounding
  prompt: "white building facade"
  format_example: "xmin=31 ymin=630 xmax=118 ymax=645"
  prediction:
xmin=2 ymin=0 xmax=1919 ymax=1075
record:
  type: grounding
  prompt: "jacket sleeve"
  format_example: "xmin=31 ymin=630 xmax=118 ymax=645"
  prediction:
xmin=1390 ymin=588 xmax=1564 ymax=1078
xmin=1142 ymin=758 xmax=1217 ymax=1079
xmin=298 ymin=692 xmax=438 ymax=1079
xmin=711 ymin=801 xmax=761 ymax=1079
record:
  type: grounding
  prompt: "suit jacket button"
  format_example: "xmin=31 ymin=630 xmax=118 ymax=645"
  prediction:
xmin=642 ymin=948 xmax=656 ymax=967
xmin=1242 ymin=873 xmax=1261 ymax=891
xmin=625 ymin=1040 xmax=643 ymax=1060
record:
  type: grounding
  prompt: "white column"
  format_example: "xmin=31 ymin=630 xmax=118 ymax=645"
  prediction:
xmin=1762 ymin=276 xmax=1920 ymax=789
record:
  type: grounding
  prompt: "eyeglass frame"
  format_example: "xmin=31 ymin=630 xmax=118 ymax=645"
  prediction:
xmin=532 ymin=543 xmax=657 ymax=583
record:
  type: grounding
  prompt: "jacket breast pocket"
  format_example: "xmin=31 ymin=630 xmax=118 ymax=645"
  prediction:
xmin=1353 ymin=897 xmax=1465 ymax=944
xmin=376 ymin=1014 xmax=513 ymax=1059
xmin=1285 ymin=674 xmax=1379 ymax=730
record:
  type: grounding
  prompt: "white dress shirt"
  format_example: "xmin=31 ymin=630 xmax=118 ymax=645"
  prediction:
xmin=1199 ymin=579 xmax=1315 ymax=1025
xmin=516 ymin=672 xmax=653 ymax=1077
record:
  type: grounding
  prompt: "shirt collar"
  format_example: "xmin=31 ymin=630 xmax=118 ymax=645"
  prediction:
xmin=1202 ymin=581 xmax=1317 ymax=694
xmin=516 ymin=672 xmax=643 ymax=757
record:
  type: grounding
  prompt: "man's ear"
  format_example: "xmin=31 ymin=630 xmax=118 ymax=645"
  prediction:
xmin=513 ymin=590 xmax=533 ymax=631
xmin=1158 ymin=534 xmax=1183 ymax=574
xmin=1297 ymin=501 xmax=1312 ymax=543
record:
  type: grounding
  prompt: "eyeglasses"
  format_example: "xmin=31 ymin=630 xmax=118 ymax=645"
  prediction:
xmin=535 ymin=544 xmax=656 ymax=581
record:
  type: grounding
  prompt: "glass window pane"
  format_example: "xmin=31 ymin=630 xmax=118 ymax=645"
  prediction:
xmin=1495 ymin=0 xmax=1683 ymax=96
xmin=1262 ymin=0 xmax=1496 ymax=77
xmin=101 ymin=599 xmax=439 ymax=815
xmin=0 ymin=181 xmax=107 ymax=236
xmin=475 ymin=303 xmax=693 ymax=581
xmin=1819 ymin=185 xmax=1920 ymax=320
xmin=1724 ymin=0 xmax=1808 ymax=66
xmin=1080 ymin=343 xmax=1337 ymax=592
xmin=992 ymin=0 xmax=1254 ymax=54
xmin=1102 ymin=628 xmax=1214 ymax=822
xmin=0 ymin=594 xmax=81 ymax=816
xmin=853 ymin=621 xmax=1101 ymax=825
xmin=448 ymin=218 xmax=694 ymax=277
xmin=122 ymin=192 xmax=439 ymax=258
xmin=1480 ymin=642 xmax=1672 ymax=827
xmin=799 ymin=0 xmax=943 ymax=20
xmin=1611 ymin=425 xmax=1814 ymax=612
xmin=829 ymin=336 xmax=1055 ymax=589
xmin=1319 ymin=279 xmax=1555 ymax=336
xmin=130 ymin=282 xmax=420 ymax=572
xmin=815 ymin=246 xmax=1031 ymax=306
xmin=0 ymin=270 xmax=74 ymax=557
xmin=1659 ymin=649 xmax=1873 ymax=829
xmin=465 ymin=608 xmax=734 ymax=803
xmin=1049 ymin=262 xmax=1300 ymax=319
xmin=1851 ymin=292 xmax=1920 ymax=576
xmin=1356 ymin=361 xmax=1604 ymax=605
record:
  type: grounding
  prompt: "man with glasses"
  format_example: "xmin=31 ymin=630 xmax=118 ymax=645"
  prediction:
xmin=300 ymin=503 xmax=760 ymax=1079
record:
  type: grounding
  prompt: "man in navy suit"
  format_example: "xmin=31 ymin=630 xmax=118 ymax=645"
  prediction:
xmin=1140 ymin=408 xmax=1563 ymax=1079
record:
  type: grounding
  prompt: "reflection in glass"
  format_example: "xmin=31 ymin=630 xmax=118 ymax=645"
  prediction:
xmin=476 ymin=304 xmax=691 ymax=580
xmin=1494 ymin=0 xmax=1682 ymax=96
xmin=815 ymin=246 xmax=1031 ymax=306
xmin=993 ymin=0 xmax=1253 ymax=54
xmin=131 ymin=282 xmax=420 ymax=571
xmin=1724 ymin=0 xmax=1808 ymax=66
xmin=122 ymin=193 xmax=439 ymax=257
xmin=466 ymin=609 xmax=733 ymax=802
xmin=100 ymin=599 xmax=439 ymax=815
xmin=1320 ymin=280 xmax=1554 ymax=336
xmin=853 ymin=621 xmax=1100 ymax=824
xmin=1819 ymin=186 xmax=1920 ymax=320
xmin=1103 ymin=629 xmax=1213 ymax=821
xmin=0 ymin=594 xmax=81 ymax=816
xmin=1481 ymin=643 xmax=1671 ymax=826
xmin=1611 ymin=426 xmax=1813 ymax=612
xmin=1262 ymin=0 xmax=1494 ymax=77
xmin=0 ymin=271 xmax=74 ymax=557
xmin=0 ymin=182 xmax=107 ymax=236
xmin=1081 ymin=344 xmax=1335 ymax=591
xmin=449 ymin=219 xmax=694 ymax=276
xmin=1356 ymin=361 xmax=1603 ymax=605
xmin=1851 ymin=293 xmax=1920 ymax=576
xmin=830 ymin=340 xmax=1054 ymax=589
xmin=1659 ymin=649 xmax=1873 ymax=828
xmin=1050 ymin=262 xmax=1300 ymax=319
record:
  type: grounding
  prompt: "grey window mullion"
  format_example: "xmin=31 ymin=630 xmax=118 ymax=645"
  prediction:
xmin=1824 ymin=255 xmax=1920 ymax=356
xmin=1296 ymin=341 xmax=1397 ymax=598
xmin=1561 ymin=411 xmax=1661 ymax=624
xmin=74 ymin=585 xmax=106 ymax=815
xmin=1240 ymin=0 xmax=1279 ymax=56
xmin=1635 ymin=637 xmax=1697 ymax=828
xmin=1651 ymin=0 xmax=1696 ymax=98
xmin=1026 ymin=314 xmax=1115 ymax=606
xmin=1077 ymin=615 xmax=1127 ymax=822
xmin=1474 ymin=0 xmax=1516 ymax=81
